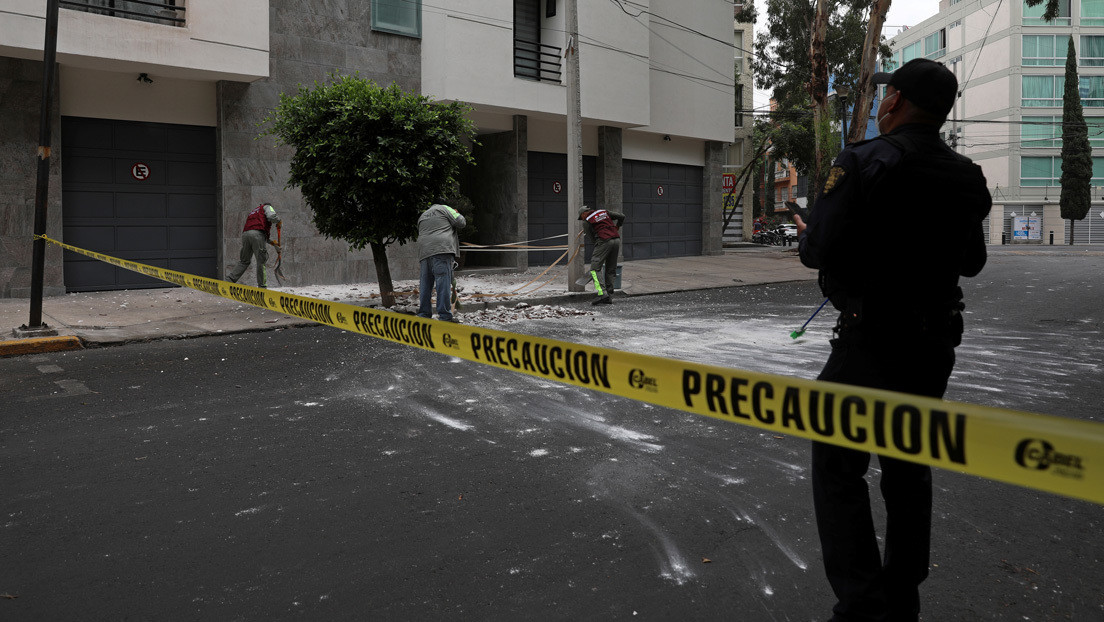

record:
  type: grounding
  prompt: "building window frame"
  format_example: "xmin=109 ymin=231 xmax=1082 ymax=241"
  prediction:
xmin=1023 ymin=34 xmax=1069 ymax=66
xmin=924 ymin=29 xmax=947 ymax=59
xmin=1021 ymin=155 xmax=1104 ymax=186
xmin=371 ymin=0 xmax=422 ymax=38
xmin=1023 ymin=0 xmax=1071 ymax=26
xmin=1022 ymin=75 xmax=1064 ymax=107
xmin=1083 ymin=0 xmax=1104 ymax=26
xmin=1082 ymin=35 xmax=1104 ymax=67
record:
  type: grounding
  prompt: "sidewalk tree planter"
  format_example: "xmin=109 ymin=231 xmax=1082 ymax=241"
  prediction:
xmin=262 ymin=75 xmax=477 ymax=307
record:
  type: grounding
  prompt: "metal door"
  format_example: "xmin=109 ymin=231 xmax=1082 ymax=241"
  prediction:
xmin=61 ymin=117 xmax=217 ymax=292
xmin=526 ymin=151 xmax=596 ymax=265
xmin=621 ymin=159 xmax=703 ymax=260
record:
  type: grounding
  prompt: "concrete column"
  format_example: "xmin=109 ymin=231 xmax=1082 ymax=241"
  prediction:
xmin=702 ymin=141 xmax=725 ymax=255
xmin=0 ymin=57 xmax=64 ymax=298
xmin=469 ymin=115 xmax=528 ymax=269
xmin=597 ymin=126 xmax=623 ymax=213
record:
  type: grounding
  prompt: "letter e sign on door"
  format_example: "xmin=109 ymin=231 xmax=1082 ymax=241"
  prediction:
xmin=131 ymin=163 xmax=151 ymax=181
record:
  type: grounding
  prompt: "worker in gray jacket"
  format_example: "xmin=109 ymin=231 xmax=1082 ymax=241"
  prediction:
xmin=416 ymin=203 xmax=466 ymax=322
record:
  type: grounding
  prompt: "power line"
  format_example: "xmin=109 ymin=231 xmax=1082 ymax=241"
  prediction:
xmin=961 ymin=0 xmax=1004 ymax=91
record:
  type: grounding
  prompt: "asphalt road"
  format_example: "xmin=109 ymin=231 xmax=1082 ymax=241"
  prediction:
xmin=2 ymin=254 xmax=1102 ymax=621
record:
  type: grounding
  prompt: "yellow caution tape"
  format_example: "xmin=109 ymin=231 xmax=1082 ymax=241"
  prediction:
xmin=42 ymin=235 xmax=1104 ymax=505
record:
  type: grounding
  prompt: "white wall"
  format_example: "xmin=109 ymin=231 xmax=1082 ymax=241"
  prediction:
xmin=646 ymin=0 xmax=734 ymax=143
xmin=624 ymin=129 xmax=705 ymax=166
xmin=0 ymin=0 xmax=268 ymax=81
xmin=964 ymin=75 xmax=1012 ymax=117
xmin=60 ymin=66 xmax=217 ymax=126
xmin=421 ymin=0 xmax=733 ymax=144
xmin=422 ymin=0 xmax=651 ymax=128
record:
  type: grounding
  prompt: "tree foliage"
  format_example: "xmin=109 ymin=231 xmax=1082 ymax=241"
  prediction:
xmin=1059 ymin=36 xmax=1092 ymax=242
xmin=1024 ymin=0 xmax=1064 ymax=22
xmin=752 ymin=0 xmax=889 ymax=176
xmin=261 ymin=75 xmax=477 ymax=304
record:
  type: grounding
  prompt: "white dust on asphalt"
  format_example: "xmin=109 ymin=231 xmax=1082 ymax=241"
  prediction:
xmin=277 ymin=271 xmax=594 ymax=325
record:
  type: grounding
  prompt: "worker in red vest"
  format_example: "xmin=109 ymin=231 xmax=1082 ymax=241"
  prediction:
xmin=227 ymin=203 xmax=281 ymax=288
xmin=579 ymin=206 xmax=626 ymax=305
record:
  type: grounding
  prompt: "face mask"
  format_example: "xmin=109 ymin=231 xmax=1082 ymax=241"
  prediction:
xmin=876 ymin=91 xmax=898 ymax=134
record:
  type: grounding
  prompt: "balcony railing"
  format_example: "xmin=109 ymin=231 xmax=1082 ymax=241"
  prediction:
xmin=514 ymin=39 xmax=562 ymax=83
xmin=60 ymin=0 xmax=185 ymax=27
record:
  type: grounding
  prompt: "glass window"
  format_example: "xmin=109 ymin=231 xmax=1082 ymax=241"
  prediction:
xmin=1022 ymin=116 xmax=1061 ymax=147
xmin=925 ymin=30 xmax=946 ymax=59
xmin=1089 ymin=118 xmax=1104 ymax=146
xmin=1083 ymin=75 xmax=1104 ymax=107
xmin=902 ymin=41 xmax=923 ymax=63
xmin=1020 ymin=156 xmax=1058 ymax=186
xmin=1094 ymin=157 xmax=1104 ymax=184
xmin=1021 ymin=155 xmax=1104 ymax=185
xmin=882 ymin=51 xmax=901 ymax=72
xmin=1023 ymin=35 xmax=1067 ymax=66
xmin=1023 ymin=0 xmax=1070 ymax=25
xmin=1084 ymin=0 xmax=1104 ymax=26
xmin=735 ymin=30 xmax=744 ymax=73
xmin=372 ymin=0 xmax=421 ymax=37
xmin=1082 ymin=35 xmax=1104 ymax=66
xmin=1022 ymin=75 xmax=1064 ymax=106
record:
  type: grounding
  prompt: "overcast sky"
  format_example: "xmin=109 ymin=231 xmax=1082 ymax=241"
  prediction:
xmin=750 ymin=0 xmax=943 ymax=106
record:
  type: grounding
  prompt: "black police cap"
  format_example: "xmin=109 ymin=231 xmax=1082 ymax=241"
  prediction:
xmin=872 ymin=58 xmax=958 ymax=118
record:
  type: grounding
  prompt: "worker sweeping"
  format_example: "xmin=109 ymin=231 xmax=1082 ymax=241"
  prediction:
xmin=578 ymin=205 xmax=626 ymax=305
xmin=227 ymin=202 xmax=281 ymax=288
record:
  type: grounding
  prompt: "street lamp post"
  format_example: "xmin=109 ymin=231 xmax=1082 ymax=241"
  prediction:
xmin=835 ymin=84 xmax=851 ymax=144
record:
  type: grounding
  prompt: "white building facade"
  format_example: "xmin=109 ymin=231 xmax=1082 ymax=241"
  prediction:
xmin=0 ymin=0 xmax=735 ymax=297
xmin=887 ymin=0 xmax=1104 ymax=245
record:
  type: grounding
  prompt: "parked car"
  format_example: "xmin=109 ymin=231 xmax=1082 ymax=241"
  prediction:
xmin=778 ymin=224 xmax=798 ymax=241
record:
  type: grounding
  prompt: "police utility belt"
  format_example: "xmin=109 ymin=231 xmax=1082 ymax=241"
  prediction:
xmin=828 ymin=285 xmax=965 ymax=344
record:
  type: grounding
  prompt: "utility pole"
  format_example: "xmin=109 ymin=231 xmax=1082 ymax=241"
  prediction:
xmin=565 ymin=0 xmax=585 ymax=291
xmin=20 ymin=0 xmax=61 ymax=337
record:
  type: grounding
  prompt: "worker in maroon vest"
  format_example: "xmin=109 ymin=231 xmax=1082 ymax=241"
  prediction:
xmin=227 ymin=203 xmax=281 ymax=288
xmin=579 ymin=206 xmax=625 ymax=305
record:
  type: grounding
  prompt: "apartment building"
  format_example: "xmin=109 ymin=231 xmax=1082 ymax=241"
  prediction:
xmin=0 ymin=0 xmax=735 ymax=297
xmin=723 ymin=1 xmax=755 ymax=243
xmin=887 ymin=0 xmax=1104 ymax=245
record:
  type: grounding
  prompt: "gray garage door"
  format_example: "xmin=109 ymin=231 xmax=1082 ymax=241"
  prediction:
xmin=622 ymin=159 xmax=702 ymax=260
xmin=61 ymin=117 xmax=217 ymax=292
xmin=527 ymin=151 xmax=596 ymax=265
xmin=1071 ymin=211 xmax=1104 ymax=244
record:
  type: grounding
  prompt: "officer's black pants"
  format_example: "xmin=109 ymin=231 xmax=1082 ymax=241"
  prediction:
xmin=812 ymin=327 xmax=955 ymax=622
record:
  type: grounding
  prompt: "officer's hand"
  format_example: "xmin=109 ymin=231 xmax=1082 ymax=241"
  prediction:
xmin=794 ymin=214 xmax=807 ymax=236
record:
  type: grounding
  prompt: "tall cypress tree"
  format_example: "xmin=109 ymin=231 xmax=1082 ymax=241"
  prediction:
xmin=1060 ymin=36 xmax=1092 ymax=244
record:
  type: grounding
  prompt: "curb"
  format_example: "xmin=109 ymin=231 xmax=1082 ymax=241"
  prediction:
xmin=0 ymin=335 xmax=83 ymax=357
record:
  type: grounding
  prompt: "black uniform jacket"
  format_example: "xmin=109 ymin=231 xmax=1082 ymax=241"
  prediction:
xmin=798 ymin=124 xmax=992 ymax=319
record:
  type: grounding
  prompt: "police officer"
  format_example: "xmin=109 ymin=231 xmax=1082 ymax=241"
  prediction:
xmin=794 ymin=59 xmax=992 ymax=621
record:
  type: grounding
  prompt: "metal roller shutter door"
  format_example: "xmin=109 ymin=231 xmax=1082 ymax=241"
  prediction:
xmin=621 ymin=159 xmax=702 ymax=260
xmin=526 ymin=151 xmax=596 ymax=265
xmin=61 ymin=117 xmax=217 ymax=292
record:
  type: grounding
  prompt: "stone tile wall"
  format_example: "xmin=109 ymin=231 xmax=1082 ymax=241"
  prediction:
xmin=216 ymin=0 xmax=423 ymax=287
xmin=0 ymin=57 xmax=64 ymax=298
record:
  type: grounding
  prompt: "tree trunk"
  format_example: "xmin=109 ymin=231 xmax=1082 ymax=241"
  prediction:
xmin=369 ymin=241 xmax=396 ymax=308
xmin=808 ymin=0 xmax=830 ymax=206
xmin=850 ymin=0 xmax=892 ymax=144
xmin=1069 ymin=219 xmax=1075 ymax=245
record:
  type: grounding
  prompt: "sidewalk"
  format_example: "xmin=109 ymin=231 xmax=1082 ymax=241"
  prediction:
xmin=0 ymin=246 xmax=815 ymax=356
xmin=6 ymin=243 xmax=1096 ymax=356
